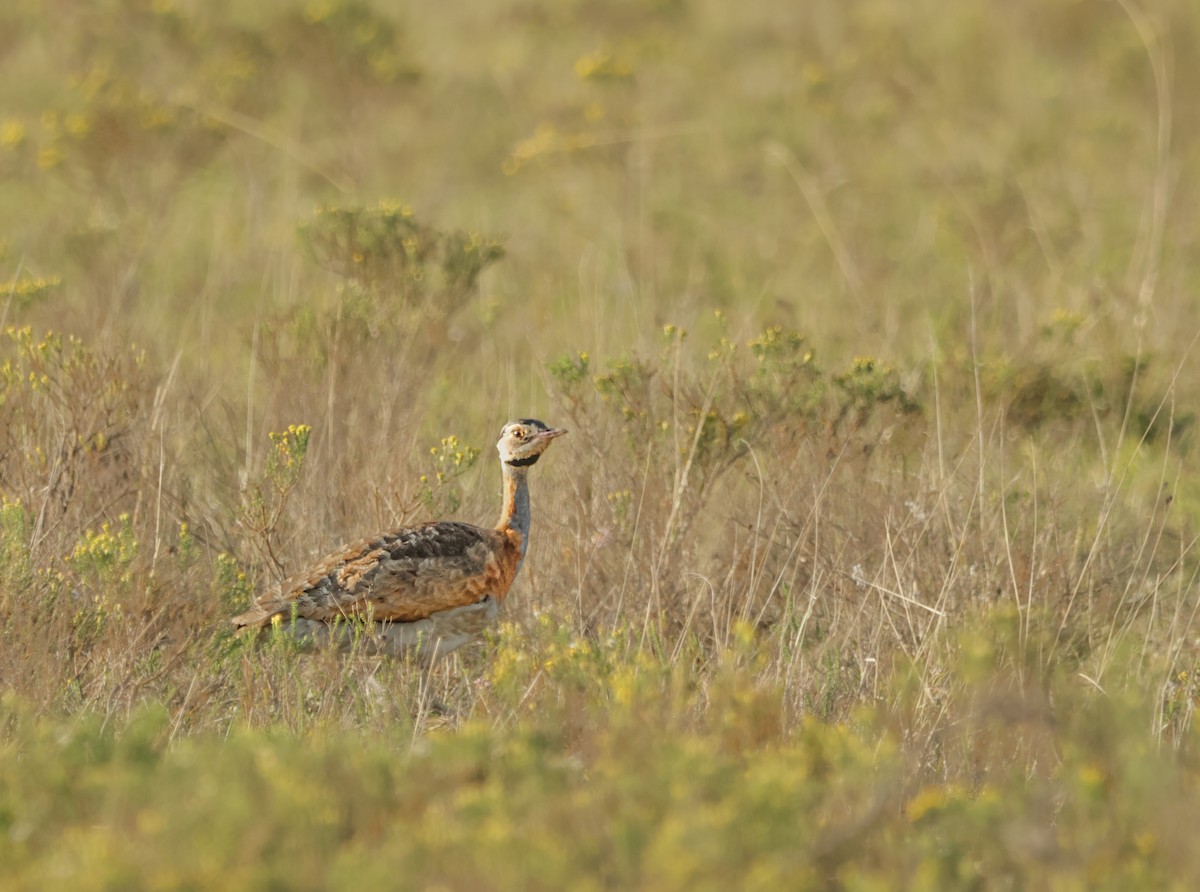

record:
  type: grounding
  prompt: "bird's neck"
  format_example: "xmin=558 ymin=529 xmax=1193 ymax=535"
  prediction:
xmin=497 ymin=462 xmax=532 ymax=561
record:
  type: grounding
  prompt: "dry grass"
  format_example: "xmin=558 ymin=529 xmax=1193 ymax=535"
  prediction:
xmin=2 ymin=0 xmax=1200 ymax=886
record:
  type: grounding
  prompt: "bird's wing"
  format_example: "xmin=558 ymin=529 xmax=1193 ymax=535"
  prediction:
xmin=232 ymin=521 xmax=519 ymax=629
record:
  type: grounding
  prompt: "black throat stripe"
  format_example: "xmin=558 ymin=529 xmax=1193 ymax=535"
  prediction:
xmin=505 ymin=454 xmax=540 ymax=467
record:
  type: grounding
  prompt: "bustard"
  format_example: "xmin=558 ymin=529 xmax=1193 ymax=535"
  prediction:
xmin=231 ymin=419 xmax=567 ymax=660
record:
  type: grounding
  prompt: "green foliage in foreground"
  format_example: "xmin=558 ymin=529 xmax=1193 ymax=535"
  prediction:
xmin=3 ymin=622 xmax=1199 ymax=891
xmin=3 ymin=0 xmax=1200 ymax=887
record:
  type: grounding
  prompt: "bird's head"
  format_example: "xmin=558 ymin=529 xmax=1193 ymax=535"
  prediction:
xmin=497 ymin=419 xmax=568 ymax=467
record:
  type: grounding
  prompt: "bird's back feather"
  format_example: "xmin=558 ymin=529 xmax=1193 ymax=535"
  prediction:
xmin=231 ymin=520 xmax=523 ymax=630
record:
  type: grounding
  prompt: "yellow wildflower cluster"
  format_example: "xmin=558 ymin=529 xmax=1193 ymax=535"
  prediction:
xmin=373 ymin=198 xmax=415 ymax=219
xmin=0 ymin=275 xmax=62 ymax=307
xmin=6 ymin=325 xmax=55 ymax=351
xmin=214 ymin=552 xmax=254 ymax=611
xmin=903 ymin=783 xmax=968 ymax=822
xmin=503 ymin=122 xmax=598 ymax=176
xmin=69 ymin=513 xmax=138 ymax=583
xmin=71 ymin=590 xmax=122 ymax=646
xmin=489 ymin=622 xmax=534 ymax=690
xmin=176 ymin=521 xmax=195 ymax=567
xmin=298 ymin=1 xmax=413 ymax=83
xmin=0 ymin=327 xmax=66 ymax=391
xmin=305 ymin=0 xmax=337 ymax=22
xmin=573 ymin=44 xmax=635 ymax=81
xmin=1042 ymin=307 xmax=1086 ymax=338
xmin=661 ymin=323 xmax=688 ymax=343
xmin=747 ymin=325 xmax=807 ymax=362
xmin=458 ymin=231 xmax=501 ymax=258
xmin=547 ymin=351 xmax=590 ymax=388
xmin=592 ymin=357 xmax=650 ymax=401
xmin=0 ymin=326 xmax=137 ymax=409
xmin=266 ymin=424 xmax=312 ymax=492
xmin=707 ymin=336 xmax=736 ymax=361
xmin=426 ymin=434 xmax=480 ymax=485
xmin=268 ymin=424 xmax=312 ymax=471
xmin=504 ymin=122 xmax=559 ymax=175
xmin=0 ymin=119 xmax=26 ymax=149
xmin=415 ymin=434 xmax=480 ymax=514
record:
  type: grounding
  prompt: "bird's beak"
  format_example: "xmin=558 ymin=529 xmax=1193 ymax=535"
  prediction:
xmin=538 ymin=428 xmax=569 ymax=441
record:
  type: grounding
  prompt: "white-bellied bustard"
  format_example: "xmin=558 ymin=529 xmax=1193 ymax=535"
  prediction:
xmin=231 ymin=419 xmax=567 ymax=660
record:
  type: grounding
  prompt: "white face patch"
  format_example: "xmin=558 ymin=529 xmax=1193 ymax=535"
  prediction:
xmin=497 ymin=420 xmax=559 ymax=464
xmin=496 ymin=427 xmax=523 ymax=461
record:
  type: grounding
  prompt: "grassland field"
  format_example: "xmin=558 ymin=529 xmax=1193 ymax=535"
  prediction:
xmin=2 ymin=0 xmax=1200 ymax=887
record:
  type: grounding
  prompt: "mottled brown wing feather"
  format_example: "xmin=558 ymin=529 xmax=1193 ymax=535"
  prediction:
xmin=231 ymin=521 xmax=523 ymax=630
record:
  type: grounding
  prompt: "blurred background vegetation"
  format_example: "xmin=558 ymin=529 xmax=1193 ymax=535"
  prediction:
xmin=2 ymin=0 xmax=1200 ymax=886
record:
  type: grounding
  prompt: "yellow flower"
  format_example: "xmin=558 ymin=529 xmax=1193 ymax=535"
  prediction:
xmin=64 ymin=114 xmax=91 ymax=137
xmin=36 ymin=146 xmax=64 ymax=170
xmin=0 ymin=120 xmax=26 ymax=148
xmin=904 ymin=784 xmax=953 ymax=822
xmin=305 ymin=0 xmax=336 ymax=23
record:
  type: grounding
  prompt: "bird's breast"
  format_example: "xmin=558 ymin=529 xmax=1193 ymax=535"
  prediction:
xmin=490 ymin=530 xmax=525 ymax=601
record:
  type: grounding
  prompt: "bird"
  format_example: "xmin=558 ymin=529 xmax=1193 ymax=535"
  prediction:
xmin=231 ymin=419 xmax=567 ymax=660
